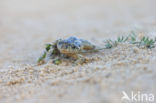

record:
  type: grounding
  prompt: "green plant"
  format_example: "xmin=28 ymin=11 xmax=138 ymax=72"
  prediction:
xmin=129 ymin=32 xmax=137 ymax=44
xmin=104 ymin=32 xmax=155 ymax=49
xmin=104 ymin=40 xmax=117 ymax=48
xmin=37 ymin=44 xmax=52 ymax=63
xmin=53 ymin=59 xmax=62 ymax=65
xmin=139 ymin=36 xmax=155 ymax=48
xmin=104 ymin=36 xmax=128 ymax=49
xmin=117 ymin=36 xmax=128 ymax=42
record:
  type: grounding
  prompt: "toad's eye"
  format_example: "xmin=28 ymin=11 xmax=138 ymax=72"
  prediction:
xmin=72 ymin=45 xmax=79 ymax=49
xmin=72 ymin=46 xmax=76 ymax=49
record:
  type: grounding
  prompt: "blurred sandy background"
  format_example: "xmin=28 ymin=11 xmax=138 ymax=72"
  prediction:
xmin=0 ymin=0 xmax=156 ymax=103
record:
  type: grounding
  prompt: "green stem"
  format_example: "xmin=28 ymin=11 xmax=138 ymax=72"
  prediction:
xmin=37 ymin=51 xmax=47 ymax=63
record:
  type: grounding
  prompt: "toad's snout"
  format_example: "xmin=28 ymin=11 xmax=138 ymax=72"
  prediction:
xmin=57 ymin=41 xmax=80 ymax=54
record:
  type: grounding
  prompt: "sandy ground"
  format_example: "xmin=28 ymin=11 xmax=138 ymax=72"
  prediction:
xmin=0 ymin=0 xmax=156 ymax=103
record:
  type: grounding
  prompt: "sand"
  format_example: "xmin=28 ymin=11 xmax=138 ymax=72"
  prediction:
xmin=0 ymin=0 xmax=156 ymax=103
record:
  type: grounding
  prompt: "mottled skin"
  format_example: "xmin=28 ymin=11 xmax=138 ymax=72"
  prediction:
xmin=53 ymin=36 xmax=96 ymax=58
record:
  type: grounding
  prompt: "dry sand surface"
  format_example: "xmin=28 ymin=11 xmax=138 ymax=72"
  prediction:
xmin=0 ymin=0 xmax=156 ymax=103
